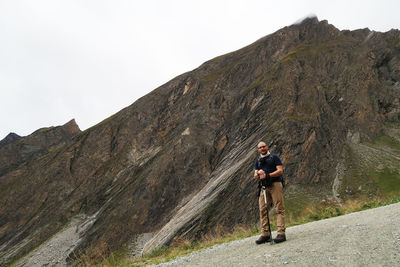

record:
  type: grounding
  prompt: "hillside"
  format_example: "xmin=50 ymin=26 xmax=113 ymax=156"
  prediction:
xmin=1 ymin=16 xmax=400 ymax=265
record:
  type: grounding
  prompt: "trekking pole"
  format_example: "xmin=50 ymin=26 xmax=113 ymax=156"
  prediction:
xmin=262 ymin=186 xmax=274 ymax=244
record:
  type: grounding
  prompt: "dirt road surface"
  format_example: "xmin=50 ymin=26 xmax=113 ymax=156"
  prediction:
xmin=154 ymin=202 xmax=400 ymax=266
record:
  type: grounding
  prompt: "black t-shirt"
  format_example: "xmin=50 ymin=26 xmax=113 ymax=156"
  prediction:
xmin=254 ymin=153 xmax=282 ymax=175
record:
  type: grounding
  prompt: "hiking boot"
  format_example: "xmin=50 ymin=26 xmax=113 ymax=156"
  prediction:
xmin=255 ymin=235 xmax=272 ymax=244
xmin=274 ymin=234 xmax=286 ymax=243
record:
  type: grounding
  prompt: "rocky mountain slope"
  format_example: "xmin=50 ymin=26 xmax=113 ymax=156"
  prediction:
xmin=1 ymin=17 xmax=399 ymax=265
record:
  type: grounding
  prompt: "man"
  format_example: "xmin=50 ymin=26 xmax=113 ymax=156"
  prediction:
xmin=254 ymin=141 xmax=286 ymax=244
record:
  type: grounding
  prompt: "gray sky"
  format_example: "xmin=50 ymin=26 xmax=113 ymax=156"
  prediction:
xmin=0 ymin=0 xmax=399 ymax=139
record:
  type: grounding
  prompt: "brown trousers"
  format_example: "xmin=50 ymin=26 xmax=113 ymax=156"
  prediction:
xmin=259 ymin=181 xmax=286 ymax=236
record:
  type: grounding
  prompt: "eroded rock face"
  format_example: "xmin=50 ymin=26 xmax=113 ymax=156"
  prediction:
xmin=0 ymin=133 xmax=21 ymax=147
xmin=1 ymin=17 xmax=400 ymax=264
xmin=0 ymin=119 xmax=80 ymax=176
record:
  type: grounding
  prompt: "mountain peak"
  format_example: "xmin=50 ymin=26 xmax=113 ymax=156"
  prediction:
xmin=292 ymin=14 xmax=319 ymax=25
xmin=0 ymin=132 xmax=21 ymax=148
xmin=61 ymin=119 xmax=81 ymax=136
xmin=0 ymin=119 xmax=81 ymax=177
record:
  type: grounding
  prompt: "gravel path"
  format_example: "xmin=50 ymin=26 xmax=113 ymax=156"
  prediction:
xmin=153 ymin=202 xmax=400 ymax=267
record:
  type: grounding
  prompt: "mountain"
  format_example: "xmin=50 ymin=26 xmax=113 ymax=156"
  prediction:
xmin=1 ymin=17 xmax=399 ymax=265
xmin=0 ymin=133 xmax=21 ymax=148
xmin=0 ymin=119 xmax=80 ymax=177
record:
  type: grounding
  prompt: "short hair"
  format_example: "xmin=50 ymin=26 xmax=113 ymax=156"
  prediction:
xmin=257 ymin=141 xmax=267 ymax=148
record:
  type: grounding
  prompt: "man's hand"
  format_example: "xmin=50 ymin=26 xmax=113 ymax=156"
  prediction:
xmin=254 ymin=170 xmax=259 ymax=179
xmin=257 ymin=169 xmax=267 ymax=179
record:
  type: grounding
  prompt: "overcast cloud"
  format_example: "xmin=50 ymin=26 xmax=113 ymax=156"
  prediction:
xmin=0 ymin=0 xmax=399 ymax=139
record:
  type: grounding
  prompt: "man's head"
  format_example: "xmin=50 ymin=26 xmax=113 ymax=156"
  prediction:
xmin=257 ymin=141 xmax=269 ymax=155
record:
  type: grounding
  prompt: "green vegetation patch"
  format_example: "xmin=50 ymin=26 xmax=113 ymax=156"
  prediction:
xmin=285 ymin=115 xmax=311 ymax=122
xmin=203 ymin=65 xmax=231 ymax=82
xmin=363 ymin=135 xmax=400 ymax=197
xmin=307 ymin=206 xmax=343 ymax=221
xmin=281 ymin=44 xmax=314 ymax=63
xmin=338 ymin=134 xmax=400 ymax=201
xmin=280 ymin=37 xmax=354 ymax=65
xmin=246 ymin=75 xmax=270 ymax=91
xmin=371 ymin=167 xmax=400 ymax=197
xmin=242 ymin=63 xmax=281 ymax=95
xmin=369 ymin=135 xmax=400 ymax=152
xmin=285 ymin=193 xmax=312 ymax=221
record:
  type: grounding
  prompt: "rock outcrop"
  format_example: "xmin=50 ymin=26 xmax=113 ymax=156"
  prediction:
xmin=0 ymin=133 xmax=21 ymax=148
xmin=1 ymin=17 xmax=399 ymax=265
xmin=0 ymin=119 xmax=80 ymax=176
